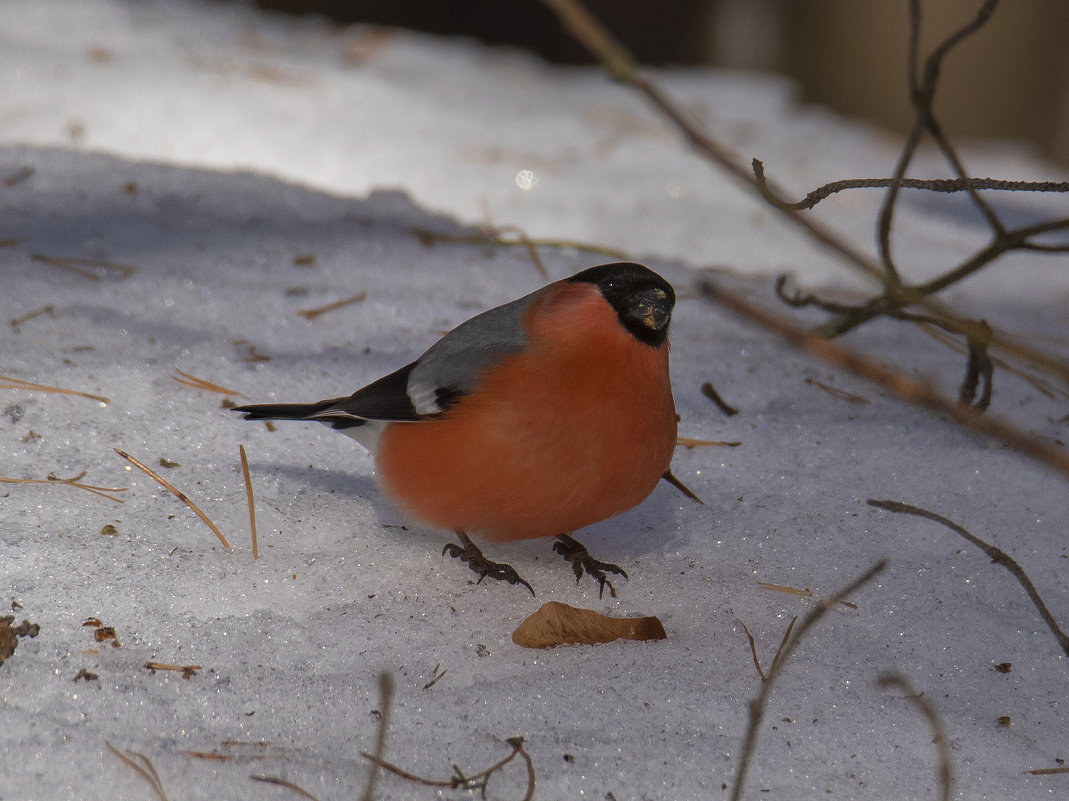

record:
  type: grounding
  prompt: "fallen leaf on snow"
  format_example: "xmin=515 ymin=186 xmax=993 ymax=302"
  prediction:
xmin=512 ymin=601 xmax=666 ymax=648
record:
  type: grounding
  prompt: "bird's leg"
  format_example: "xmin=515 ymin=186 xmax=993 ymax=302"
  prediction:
xmin=552 ymin=534 xmax=628 ymax=599
xmin=442 ymin=531 xmax=535 ymax=596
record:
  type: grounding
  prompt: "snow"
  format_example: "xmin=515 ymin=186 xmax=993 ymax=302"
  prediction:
xmin=0 ymin=1 xmax=1066 ymax=799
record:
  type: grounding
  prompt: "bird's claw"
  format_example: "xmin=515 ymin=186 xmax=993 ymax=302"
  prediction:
xmin=552 ymin=534 xmax=628 ymax=599
xmin=444 ymin=534 xmax=535 ymax=596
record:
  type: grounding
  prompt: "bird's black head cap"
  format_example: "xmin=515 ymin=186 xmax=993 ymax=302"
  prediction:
xmin=569 ymin=262 xmax=675 ymax=346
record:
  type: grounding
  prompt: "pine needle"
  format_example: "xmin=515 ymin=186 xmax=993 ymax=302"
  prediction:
xmin=239 ymin=444 xmax=258 ymax=559
xmin=1 ymin=374 xmax=109 ymax=404
xmin=114 ymin=449 xmax=231 ymax=549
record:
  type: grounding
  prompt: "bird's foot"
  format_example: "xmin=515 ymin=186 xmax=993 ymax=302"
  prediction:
xmin=552 ymin=534 xmax=628 ymax=599
xmin=443 ymin=532 xmax=535 ymax=596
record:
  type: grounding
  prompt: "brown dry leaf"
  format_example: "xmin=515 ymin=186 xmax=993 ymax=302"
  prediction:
xmin=512 ymin=601 xmax=666 ymax=648
xmin=0 ymin=615 xmax=41 ymax=666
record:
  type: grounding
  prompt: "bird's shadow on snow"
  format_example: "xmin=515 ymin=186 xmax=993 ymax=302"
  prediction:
xmin=253 ymin=461 xmax=689 ymax=559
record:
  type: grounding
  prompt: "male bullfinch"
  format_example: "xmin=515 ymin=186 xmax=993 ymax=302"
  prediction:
xmin=234 ymin=261 xmax=686 ymax=596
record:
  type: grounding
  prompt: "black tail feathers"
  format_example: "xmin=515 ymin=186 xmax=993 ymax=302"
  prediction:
xmin=232 ymin=399 xmax=366 ymax=431
xmin=232 ymin=399 xmax=337 ymax=422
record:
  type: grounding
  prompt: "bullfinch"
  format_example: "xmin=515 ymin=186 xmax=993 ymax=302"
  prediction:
xmin=234 ymin=261 xmax=683 ymax=596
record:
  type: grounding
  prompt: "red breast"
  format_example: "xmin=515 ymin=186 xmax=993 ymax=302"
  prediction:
xmin=375 ymin=279 xmax=677 ymax=541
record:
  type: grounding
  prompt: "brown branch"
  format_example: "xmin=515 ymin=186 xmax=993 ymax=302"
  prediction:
xmin=914 ymin=217 xmax=1069 ymax=296
xmin=699 ymin=380 xmax=739 ymax=416
xmin=540 ymin=0 xmax=886 ymax=287
xmin=877 ymin=673 xmax=953 ymax=801
xmin=542 ymin=0 xmax=1069 ymax=406
xmin=249 ymin=775 xmax=323 ymax=801
xmin=911 ymin=0 xmax=1005 ymax=236
xmin=752 ymin=162 xmax=1069 ymax=212
xmin=699 ymin=280 xmax=1069 ymax=480
xmin=867 ymin=500 xmax=1069 ymax=658
xmin=360 ymin=672 xmax=393 ymax=801
xmin=0 ymin=470 xmax=127 ymax=503
xmin=731 ymin=561 xmax=887 ymax=801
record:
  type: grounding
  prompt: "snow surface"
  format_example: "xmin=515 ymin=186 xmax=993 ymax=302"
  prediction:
xmin=0 ymin=1 xmax=1066 ymax=800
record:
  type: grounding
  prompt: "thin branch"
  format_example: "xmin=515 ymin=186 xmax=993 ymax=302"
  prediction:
xmin=914 ymin=216 xmax=1069 ymax=297
xmin=699 ymin=279 xmax=1069 ymax=480
xmin=540 ymin=0 xmax=886 ymax=287
xmin=730 ymin=561 xmax=887 ymax=801
xmin=912 ymin=0 xmax=1005 ymax=236
xmin=541 ymin=0 xmax=1069 ymax=396
xmin=752 ymin=163 xmax=1069 ymax=212
xmin=877 ymin=673 xmax=953 ymax=801
xmin=699 ymin=380 xmax=739 ymax=416
xmin=0 ymin=470 xmax=127 ymax=503
xmin=360 ymin=672 xmax=393 ymax=801
xmin=868 ymin=500 xmax=1069 ymax=658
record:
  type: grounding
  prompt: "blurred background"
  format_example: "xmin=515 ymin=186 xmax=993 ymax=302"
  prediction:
xmin=236 ymin=0 xmax=1069 ymax=165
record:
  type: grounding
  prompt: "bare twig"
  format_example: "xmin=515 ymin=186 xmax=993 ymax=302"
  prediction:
xmin=751 ymin=162 xmax=1069 ymax=212
xmin=360 ymin=737 xmax=535 ymax=798
xmin=495 ymin=224 xmax=550 ymax=280
xmin=422 ymin=663 xmax=448 ymax=690
xmin=0 ymin=470 xmax=127 ymax=503
xmin=542 ymin=0 xmax=1069 ymax=406
xmin=541 ymin=0 xmax=886 ymax=285
xmin=699 ymin=280 xmax=1069 ymax=480
xmin=731 ymin=561 xmax=887 ymax=801
xmin=699 ymin=381 xmax=739 ymax=416
xmin=360 ymin=672 xmax=393 ymax=801
xmin=114 ymin=448 xmax=232 ymax=549
xmin=878 ymin=673 xmax=953 ymax=801
xmin=868 ymin=499 xmax=1069 ymax=658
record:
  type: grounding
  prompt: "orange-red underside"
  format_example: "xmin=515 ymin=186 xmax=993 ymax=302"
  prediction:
xmin=375 ymin=280 xmax=677 ymax=542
